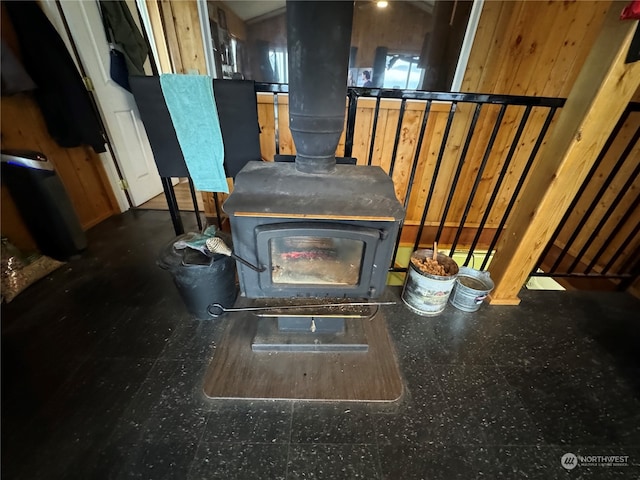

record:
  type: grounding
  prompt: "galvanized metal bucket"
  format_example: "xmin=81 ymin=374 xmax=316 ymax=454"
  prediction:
xmin=401 ymin=249 xmax=459 ymax=316
xmin=449 ymin=267 xmax=494 ymax=312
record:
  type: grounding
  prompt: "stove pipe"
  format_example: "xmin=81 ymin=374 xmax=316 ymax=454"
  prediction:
xmin=286 ymin=1 xmax=354 ymax=174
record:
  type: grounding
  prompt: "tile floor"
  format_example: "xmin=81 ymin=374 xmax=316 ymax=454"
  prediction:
xmin=2 ymin=210 xmax=639 ymax=479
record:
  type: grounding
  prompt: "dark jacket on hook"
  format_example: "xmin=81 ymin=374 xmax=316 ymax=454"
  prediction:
xmin=99 ymin=1 xmax=148 ymax=77
xmin=5 ymin=1 xmax=106 ymax=153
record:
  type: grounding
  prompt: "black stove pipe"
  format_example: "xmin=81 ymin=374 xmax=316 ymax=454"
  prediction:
xmin=286 ymin=1 xmax=354 ymax=174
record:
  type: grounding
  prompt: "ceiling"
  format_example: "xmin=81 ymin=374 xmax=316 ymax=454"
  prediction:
xmin=222 ymin=1 xmax=286 ymax=22
xmin=221 ymin=0 xmax=436 ymax=23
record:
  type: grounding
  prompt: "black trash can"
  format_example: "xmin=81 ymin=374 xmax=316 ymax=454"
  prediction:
xmin=158 ymin=234 xmax=238 ymax=319
xmin=1 ymin=150 xmax=87 ymax=260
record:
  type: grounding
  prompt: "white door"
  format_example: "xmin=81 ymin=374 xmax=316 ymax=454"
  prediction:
xmin=41 ymin=0 xmax=164 ymax=207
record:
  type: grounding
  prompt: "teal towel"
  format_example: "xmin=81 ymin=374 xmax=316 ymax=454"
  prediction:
xmin=159 ymin=74 xmax=228 ymax=193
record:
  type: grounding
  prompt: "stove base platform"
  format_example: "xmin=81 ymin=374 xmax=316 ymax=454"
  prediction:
xmin=202 ymin=307 xmax=403 ymax=402
xmin=252 ymin=317 xmax=368 ymax=352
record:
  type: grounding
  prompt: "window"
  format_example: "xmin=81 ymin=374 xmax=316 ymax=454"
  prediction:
xmin=204 ymin=0 xmax=482 ymax=91
xmin=383 ymin=55 xmax=424 ymax=90
xmin=269 ymin=47 xmax=288 ymax=84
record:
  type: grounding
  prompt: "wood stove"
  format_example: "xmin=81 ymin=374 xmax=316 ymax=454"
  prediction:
xmin=221 ymin=1 xmax=404 ymax=351
xmin=224 ymin=161 xmax=404 ymax=299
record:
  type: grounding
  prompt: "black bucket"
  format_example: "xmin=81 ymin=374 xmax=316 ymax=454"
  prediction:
xmin=158 ymin=234 xmax=237 ymax=319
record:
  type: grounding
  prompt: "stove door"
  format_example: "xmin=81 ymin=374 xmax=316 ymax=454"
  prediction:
xmin=255 ymin=222 xmax=382 ymax=297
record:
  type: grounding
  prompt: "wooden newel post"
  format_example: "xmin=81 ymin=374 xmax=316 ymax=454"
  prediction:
xmin=488 ymin=3 xmax=640 ymax=305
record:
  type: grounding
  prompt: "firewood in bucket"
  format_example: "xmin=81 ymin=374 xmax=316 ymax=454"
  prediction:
xmin=410 ymin=242 xmax=450 ymax=276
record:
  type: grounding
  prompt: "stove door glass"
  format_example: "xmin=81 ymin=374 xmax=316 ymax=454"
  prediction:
xmin=270 ymin=236 xmax=364 ymax=285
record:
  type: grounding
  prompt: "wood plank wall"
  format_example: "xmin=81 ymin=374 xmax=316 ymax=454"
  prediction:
xmin=461 ymin=1 xmax=612 ymax=97
xmin=1 ymin=4 xmax=118 ymax=253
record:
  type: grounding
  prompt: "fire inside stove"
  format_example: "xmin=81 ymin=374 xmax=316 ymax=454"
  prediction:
xmin=270 ymin=236 xmax=362 ymax=285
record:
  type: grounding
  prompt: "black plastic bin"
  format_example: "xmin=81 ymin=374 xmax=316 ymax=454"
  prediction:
xmin=1 ymin=150 xmax=87 ymax=260
xmin=158 ymin=234 xmax=238 ymax=320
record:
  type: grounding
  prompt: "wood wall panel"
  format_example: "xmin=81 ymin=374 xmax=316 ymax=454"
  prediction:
xmin=462 ymin=1 xmax=611 ymax=97
xmin=146 ymin=0 xmax=173 ymax=73
xmin=168 ymin=0 xmax=208 ymax=74
xmin=1 ymin=94 xmax=118 ymax=231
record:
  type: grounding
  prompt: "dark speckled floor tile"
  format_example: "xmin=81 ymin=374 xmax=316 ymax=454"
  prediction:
xmin=374 ymin=402 xmax=453 ymax=446
xmin=201 ymin=401 xmax=292 ymax=443
xmin=5 ymin=358 xmax=153 ymax=480
xmin=159 ymin=319 xmax=222 ymax=360
xmin=3 ymin=213 xmax=640 ymax=480
xmin=378 ymin=444 xmax=473 ymax=480
xmin=291 ymin=402 xmax=376 ymax=444
xmin=60 ymin=437 xmax=136 ymax=480
xmin=484 ymin=291 xmax=623 ymax=368
xmin=133 ymin=359 xmax=210 ymax=412
xmin=140 ymin=408 xmax=209 ymax=443
xmin=384 ymin=297 xmax=498 ymax=366
xmin=110 ymin=359 xmax=211 ymax=445
xmin=468 ymin=446 xmax=556 ymax=479
xmin=93 ymin=313 xmax=179 ymax=359
xmin=188 ymin=443 xmax=288 ymax=480
xmin=500 ymin=365 xmax=640 ymax=446
xmin=379 ymin=444 xmax=639 ymax=479
xmin=287 ymin=443 xmax=380 ymax=479
xmin=473 ymin=445 xmax=640 ymax=479
xmin=116 ymin=439 xmax=199 ymax=480
xmin=433 ymin=364 xmax=544 ymax=445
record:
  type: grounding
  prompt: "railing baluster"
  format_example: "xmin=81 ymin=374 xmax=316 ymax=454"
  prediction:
xmin=551 ymin=122 xmax=640 ymax=272
xmin=603 ymin=221 xmax=640 ymax=274
xmin=617 ymin=249 xmax=640 ymax=291
xmin=162 ymin=177 xmax=184 ymax=235
xmin=187 ymin=177 xmax=203 ymax=231
xmin=566 ymin=163 xmax=640 ymax=273
xmin=538 ymin=109 xmax=631 ymax=274
xmin=480 ymin=106 xmax=559 ymax=270
xmin=585 ymin=193 xmax=640 ymax=273
xmin=344 ymin=89 xmax=358 ymax=158
xmin=465 ymin=105 xmax=532 ymax=267
xmin=367 ymin=96 xmax=382 ymax=166
xmin=450 ymin=105 xmax=506 ymax=258
xmin=391 ymin=100 xmax=432 ymax=268
xmin=213 ymin=192 xmax=222 ymax=229
xmin=413 ymin=101 xmax=458 ymax=252
xmin=403 ymin=101 xmax=432 ymax=212
xmin=388 ymin=99 xmax=407 ymax=177
xmin=273 ymin=93 xmax=280 ymax=156
xmin=435 ymin=103 xmax=482 ymax=249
